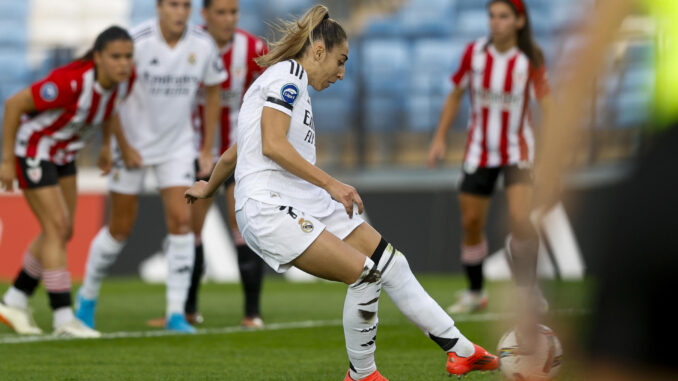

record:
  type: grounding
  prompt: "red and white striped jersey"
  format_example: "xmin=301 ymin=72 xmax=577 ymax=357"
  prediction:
xmin=452 ymin=37 xmax=550 ymax=169
xmin=193 ymin=28 xmax=267 ymax=155
xmin=14 ymin=60 xmax=135 ymax=165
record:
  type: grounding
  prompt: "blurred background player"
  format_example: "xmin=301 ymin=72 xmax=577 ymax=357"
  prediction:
xmin=185 ymin=5 xmax=499 ymax=380
xmin=427 ymin=0 xmax=552 ymax=315
xmin=147 ymin=0 xmax=268 ymax=329
xmin=532 ymin=0 xmax=678 ymax=379
xmin=0 ymin=26 xmax=135 ymax=338
xmin=75 ymin=0 xmax=226 ymax=333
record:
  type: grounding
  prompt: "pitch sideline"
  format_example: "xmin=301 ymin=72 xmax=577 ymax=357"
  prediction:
xmin=0 ymin=308 xmax=589 ymax=345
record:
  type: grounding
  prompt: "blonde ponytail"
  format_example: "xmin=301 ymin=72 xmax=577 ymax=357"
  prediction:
xmin=256 ymin=5 xmax=346 ymax=68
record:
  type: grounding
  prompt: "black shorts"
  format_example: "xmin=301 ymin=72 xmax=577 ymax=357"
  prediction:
xmin=194 ymin=159 xmax=234 ymax=188
xmin=15 ymin=157 xmax=77 ymax=190
xmin=459 ymin=164 xmax=532 ymax=197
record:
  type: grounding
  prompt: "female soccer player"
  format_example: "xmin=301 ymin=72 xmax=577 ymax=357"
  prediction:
xmin=0 ymin=26 xmax=135 ymax=338
xmin=75 ymin=0 xmax=226 ymax=333
xmin=172 ymin=0 xmax=268 ymax=329
xmin=184 ymin=5 xmax=498 ymax=380
xmin=427 ymin=0 xmax=552 ymax=314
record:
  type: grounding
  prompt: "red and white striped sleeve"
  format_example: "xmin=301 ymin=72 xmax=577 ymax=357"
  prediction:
xmin=450 ymin=42 xmax=475 ymax=90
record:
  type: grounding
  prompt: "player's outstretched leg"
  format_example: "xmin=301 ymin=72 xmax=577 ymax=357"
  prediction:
xmin=236 ymin=241 xmax=265 ymax=328
xmin=374 ymin=239 xmax=499 ymax=376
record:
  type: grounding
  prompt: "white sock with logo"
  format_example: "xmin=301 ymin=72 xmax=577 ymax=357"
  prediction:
xmin=344 ymin=257 xmax=382 ymax=380
xmin=377 ymin=242 xmax=474 ymax=357
xmin=166 ymin=234 xmax=195 ymax=317
xmin=80 ymin=227 xmax=126 ymax=300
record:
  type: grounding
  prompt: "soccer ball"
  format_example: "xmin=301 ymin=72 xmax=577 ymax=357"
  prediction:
xmin=497 ymin=324 xmax=563 ymax=381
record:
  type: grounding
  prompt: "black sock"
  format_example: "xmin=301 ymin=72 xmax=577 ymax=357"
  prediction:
xmin=13 ymin=269 xmax=40 ymax=297
xmin=236 ymin=245 xmax=263 ymax=317
xmin=185 ymin=243 xmax=205 ymax=315
xmin=48 ymin=291 xmax=71 ymax=310
xmin=464 ymin=263 xmax=484 ymax=291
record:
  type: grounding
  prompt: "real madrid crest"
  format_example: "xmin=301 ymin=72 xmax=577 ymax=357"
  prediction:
xmin=188 ymin=52 xmax=196 ymax=65
xmin=298 ymin=218 xmax=314 ymax=233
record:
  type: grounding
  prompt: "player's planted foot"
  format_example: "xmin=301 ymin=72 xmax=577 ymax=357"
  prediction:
xmin=165 ymin=313 xmax=197 ymax=333
xmin=343 ymin=369 xmax=389 ymax=381
xmin=53 ymin=318 xmax=101 ymax=338
xmin=446 ymin=290 xmax=488 ymax=314
xmin=0 ymin=301 xmax=43 ymax=335
xmin=147 ymin=312 xmax=204 ymax=327
xmin=241 ymin=315 xmax=264 ymax=329
xmin=446 ymin=343 xmax=499 ymax=375
xmin=74 ymin=291 xmax=97 ymax=329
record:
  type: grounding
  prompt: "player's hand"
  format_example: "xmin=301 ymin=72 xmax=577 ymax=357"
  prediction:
xmin=184 ymin=180 xmax=213 ymax=204
xmin=0 ymin=159 xmax=15 ymax=192
xmin=197 ymin=150 xmax=214 ymax=179
xmin=326 ymin=179 xmax=364 ymax=218
xmin=97 ymin=145 xmax=113 ymax=176
xmin=121 ymin=146 xmax=143 ymax=169
xmin=427 ymin=137 xmax=446 ymax=168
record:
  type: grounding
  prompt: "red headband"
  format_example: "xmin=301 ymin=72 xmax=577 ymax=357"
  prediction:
xmin=509 ymin=0 xmax=525 ymax=14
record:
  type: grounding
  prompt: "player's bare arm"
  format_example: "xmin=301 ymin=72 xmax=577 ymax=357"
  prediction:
xmin=97 ymin=115 xmax=115 ymax=176
xmin=260 ymin=106 xmax=363 ymax=217
xmin=185 ymin=142 xmax=237 ymax=203
xmin=110 ymin=112 xmax=142 ymax=169
xmin=427 ymin=86 xmax=465 ymax=168
xmin=198 ymin=83 xmax=221 ymax=178
xmin=0 ymin=88 xmax=36 ymax=191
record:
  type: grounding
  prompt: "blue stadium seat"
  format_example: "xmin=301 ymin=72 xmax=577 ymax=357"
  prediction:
xmin=364 ymin=16 xmax=405 ymax=38
xmin=0 ymin=0 xmax=29 ymax=20
xmin=0 ymin=21 xmax=28 ymax=48
xmin=397 ymin=0 xmax=456 ymax=38
xmin=311 ymin=95 xmax=354 ymax=133
xmin=0 ymin=51 xmax=30 ymax=82
xmin=454 ymin=10 xmax=488 ymax=38
xmin=360 ymin=39 xmax=409 ymax=94
xmin=410 ymin=39 xmax=464 ymax=94
xmin=615 ymin=90 xmax=651 ymax=128
xmin=363 ymin=96 xmax=403 ymax=131
xmin=0 ymin=81 xmax=26 ymax=100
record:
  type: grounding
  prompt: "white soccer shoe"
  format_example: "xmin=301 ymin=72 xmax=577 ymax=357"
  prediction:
xmin=0 ymin=301 xmax=43 ymax=335
xmin=446 ymin=290 xmax=489 ymax=314
xmin=53 ymin=319 xmax=101 ymax=338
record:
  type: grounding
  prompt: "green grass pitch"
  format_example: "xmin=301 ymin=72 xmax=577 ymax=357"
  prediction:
xmin=0 ymin=275 xmax=591 ymax=380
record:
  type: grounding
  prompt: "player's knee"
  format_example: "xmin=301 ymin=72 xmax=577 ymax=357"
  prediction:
xmin=461 ymin=212 xmax=484 ymax=234
xmin=168 ymin=216 xmax=191 ymax=235
xmin=510 ymin=217 xmax=537 ymax=240
xmin=43 ymin=213 xmax=72 ymax=244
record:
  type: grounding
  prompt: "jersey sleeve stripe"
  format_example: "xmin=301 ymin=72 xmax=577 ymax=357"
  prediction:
xmin=266 ymin=97 xmax=293 ymax=111
xmin=294 ymin=63 xmax=301 ymax=78
xmin=299 ymin=67 xmax=305 ymax=80
xmin=289 ymin=60 xmax=295 ymax=75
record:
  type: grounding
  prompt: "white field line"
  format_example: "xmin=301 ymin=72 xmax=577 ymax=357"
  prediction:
xmin=0 ymin=308 xmax=589 ymax=345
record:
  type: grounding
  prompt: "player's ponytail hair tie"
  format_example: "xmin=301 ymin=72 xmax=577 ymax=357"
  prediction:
xmin=509 ymin=0 xmax=525 ymax=15
xmin=322 ymin=13 xmax=330 ymax=21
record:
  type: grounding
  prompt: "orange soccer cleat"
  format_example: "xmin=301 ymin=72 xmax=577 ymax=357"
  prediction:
xmin=446 ymin=343 xmax=499 ymax=376
xmin=343 ymin=369 xmax=389 ymax=381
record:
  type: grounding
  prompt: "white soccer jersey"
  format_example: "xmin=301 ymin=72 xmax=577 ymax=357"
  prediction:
xmin=234 ymin=60 xmax=335 ymax=218
xmin=452 ymin=37 xmax=550 ymax=170
xmin=118 ymin=19 xmax=227 ymax=165
xmin=15 ymin=60 xmax=135 ymax=165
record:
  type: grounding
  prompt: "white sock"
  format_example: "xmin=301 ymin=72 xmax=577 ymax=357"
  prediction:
xmin=53 ymin=307 xmax=75 ymax=328
xmin=166 ymin=234 xmax=195 ymax=317
xmin=345 ymin=257 xmax=381 ymax=380
xmin=80 ymin=227 xmax=126 ymax=299
xmin=3 ymin=287 xmax=29 ymax=309
xmin=378 ymin=243 xmax=474 ymax=357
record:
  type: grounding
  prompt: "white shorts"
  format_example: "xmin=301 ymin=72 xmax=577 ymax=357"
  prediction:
xmin=108 ymin=155 xmax=195 ymax=195
xmin=236 ymin=198 xmax=365 ymax=273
